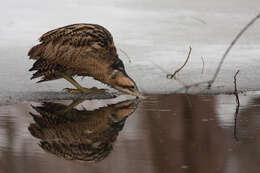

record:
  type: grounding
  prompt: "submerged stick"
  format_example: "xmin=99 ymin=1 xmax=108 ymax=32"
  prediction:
xmin=174 ymin=80 xmax=210 ymax=93
xmin=234 ymin=70 xmax=240 ymax=105
xmin=167 ymin=46 xmax=192 ymax=79
xmin=233 ymin=70 xmax=240 ymax=141
xmin=208 ymin=13 xmax=260 ymax=88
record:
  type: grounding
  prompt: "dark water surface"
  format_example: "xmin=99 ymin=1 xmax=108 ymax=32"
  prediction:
xmin=0 ymin=93 xmax=260 ymax=173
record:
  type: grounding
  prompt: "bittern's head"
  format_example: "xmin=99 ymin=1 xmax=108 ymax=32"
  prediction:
xmin=109 ymin=69 xmax=141 ymax=97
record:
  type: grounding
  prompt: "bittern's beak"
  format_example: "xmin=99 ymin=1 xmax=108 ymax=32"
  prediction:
xmin=133 ymin=90 xmax=144 ymax=99
xmin=110 ymin=70 xmax=144 ymax=98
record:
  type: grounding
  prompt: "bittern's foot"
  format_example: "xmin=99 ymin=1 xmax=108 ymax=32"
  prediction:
xmin=63 ymin=87 xmax=108 ymax=95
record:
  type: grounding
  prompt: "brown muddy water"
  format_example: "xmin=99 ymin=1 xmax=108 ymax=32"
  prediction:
xmin=0 ymin=93 xmax=260 ymax=173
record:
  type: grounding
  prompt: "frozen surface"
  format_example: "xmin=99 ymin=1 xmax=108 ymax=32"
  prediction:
xmin=1 ymin=0 xmax=260 ymax=102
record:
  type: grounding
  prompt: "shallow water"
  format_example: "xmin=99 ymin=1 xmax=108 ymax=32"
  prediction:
xmin=0 ymin=93 xmax=260 ymax=173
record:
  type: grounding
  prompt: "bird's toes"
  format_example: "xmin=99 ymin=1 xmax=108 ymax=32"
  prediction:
xmin=88 ymin=87 xmax=108 ymax=94
xmin=63 ymin=87 xmax=108 ymax=95
xmin=63 ymin=88 xmax=82 ymax=94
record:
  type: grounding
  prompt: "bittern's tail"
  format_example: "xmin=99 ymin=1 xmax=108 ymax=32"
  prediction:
xmin=29 ymin=58 xmax=64 ymax=83
xmin=28 ymin=43 xmax=44 ymax=60
xmin=28 ymin=123 xmax=43 ymax=139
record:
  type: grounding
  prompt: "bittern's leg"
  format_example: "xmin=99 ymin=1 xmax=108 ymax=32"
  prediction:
xmin=57 ymin=99 xmax=84 ymax=114
xmin=57 ymin=72 xmax=106 ymax=94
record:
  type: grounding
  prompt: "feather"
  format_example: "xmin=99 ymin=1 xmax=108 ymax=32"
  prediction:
xmin=28 ymin=23 xmax=120 ymax=83
xmin=29 ymin=58 xmax=64 ymax=82
xmin=28 ymin=43 xmax=45 ymax=60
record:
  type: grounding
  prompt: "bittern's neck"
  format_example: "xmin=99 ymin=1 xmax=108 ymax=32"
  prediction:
xmin=91 ymin=69 xmax=112 ymax=87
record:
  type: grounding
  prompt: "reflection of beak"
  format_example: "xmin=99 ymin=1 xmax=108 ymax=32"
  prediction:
xmin=115 ymin=99 xmax=140 ymax=109
xmin=112 ymin=99 xmax=140 ymax=121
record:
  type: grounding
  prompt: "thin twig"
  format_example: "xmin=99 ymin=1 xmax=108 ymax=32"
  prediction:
xmin=167 ymin=46 xmax=192 ymax=79
xmin=151 ymin=62 xmax=189 ymax=88
xmin=189 ymin=16 xmax=207 ymax=25
xmin=157 ymin=14 xmax=260 ymax=93
xmin=208 ymin=13 xmax=260 ymax=88
xmin=166 ymin=13 xmax=260 ymax=93
xmin=119 ymin=48 xmax=132 ymax=63
xmin=233 ymin=70 xmax=240 ymax=141
xmin=201 ymin=56 xmax=205 ymax=74
xmin=234 ymin=70 xmax=240 ymax=106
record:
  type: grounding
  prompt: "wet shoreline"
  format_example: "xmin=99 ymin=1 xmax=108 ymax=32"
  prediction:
xmin=1 ymin=89 xmax=260 ymax=106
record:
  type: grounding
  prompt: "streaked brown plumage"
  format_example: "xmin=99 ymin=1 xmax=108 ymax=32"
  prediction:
xmin=28 ymin=99 xmax=139 ymax=162
xmin=28 ymin=23 xmax=141 ymax=97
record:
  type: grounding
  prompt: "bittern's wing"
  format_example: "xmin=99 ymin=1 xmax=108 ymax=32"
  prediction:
xmin=28 ymin=24 xmax=118 ymax=70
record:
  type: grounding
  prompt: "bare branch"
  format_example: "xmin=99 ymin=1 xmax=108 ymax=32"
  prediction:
xmin=165 ymin=13 xmax=260 ymax=93
xmin=208 ymin=13 xmax=260 ymax=88
xmin=167 ymin=46 xmax=192 ymax=79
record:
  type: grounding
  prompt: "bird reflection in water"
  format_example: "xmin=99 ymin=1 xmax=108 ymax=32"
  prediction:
xmin=28 ymin=99 xmax=139 ymax=162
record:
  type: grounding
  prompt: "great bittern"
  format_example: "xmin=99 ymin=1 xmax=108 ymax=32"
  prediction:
xmin=28 ymin=23 xmax=141 ymax=97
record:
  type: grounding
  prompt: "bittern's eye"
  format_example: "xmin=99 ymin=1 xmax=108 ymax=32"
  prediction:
xmin=129 ymin=86 xmax=135 ymax=89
